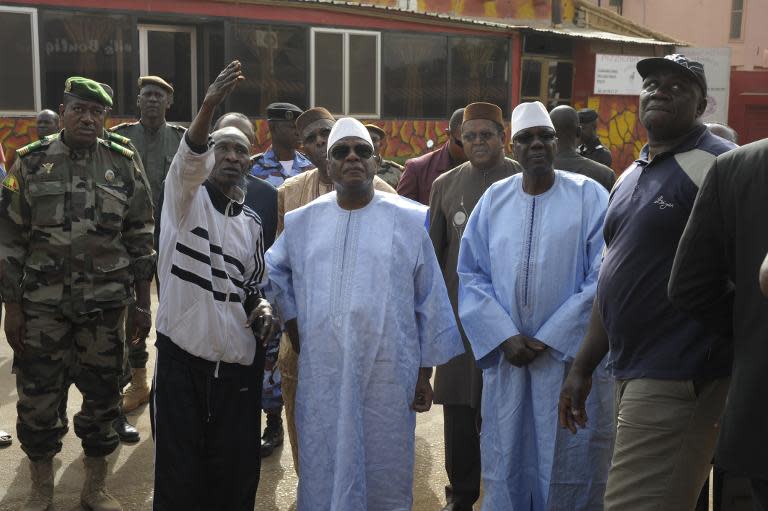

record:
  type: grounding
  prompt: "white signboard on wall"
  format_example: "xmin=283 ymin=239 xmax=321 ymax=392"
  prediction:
xmin=594 ymin=54 xmax=644 ymax=95
xmin=676 ymin=46 xmax=731 ymax=123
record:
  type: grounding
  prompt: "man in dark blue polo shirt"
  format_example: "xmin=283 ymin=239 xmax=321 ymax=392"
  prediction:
xmin=558 ymin=54 xmax=736 ymax=511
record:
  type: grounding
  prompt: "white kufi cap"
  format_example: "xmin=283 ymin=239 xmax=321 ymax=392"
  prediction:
xmin=211 ymin=126 xmax=251 ymax=149
xmin=510 ymin=101 xmax=555 ymax=140
xmin=327 ymin=117 xmax=373 ymax=158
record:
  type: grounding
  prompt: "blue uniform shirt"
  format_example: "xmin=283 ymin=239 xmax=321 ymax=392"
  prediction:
xmin=251 ymin=146 xmax=314 ymax=187
xmin=598 ymin=125 xmax=736 ymax=380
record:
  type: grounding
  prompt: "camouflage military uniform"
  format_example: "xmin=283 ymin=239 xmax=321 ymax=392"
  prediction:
xmin=111 ymin=120 xmax=184 ymax=373
xmin=0 ymin=133 xmax=155 ymax=461
xmin=375 ymin=158 xmax=404 ymax=189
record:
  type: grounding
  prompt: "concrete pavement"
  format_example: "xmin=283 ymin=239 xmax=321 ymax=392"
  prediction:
xmin=0 ymin=299 xmax=456 ymax=510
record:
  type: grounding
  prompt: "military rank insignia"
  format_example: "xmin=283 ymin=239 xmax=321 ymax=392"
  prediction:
xmin=3 ymin=174 xmax=19 ymax=193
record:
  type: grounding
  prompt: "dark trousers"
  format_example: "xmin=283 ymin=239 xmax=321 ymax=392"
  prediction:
xmin=151 ymin=341 xmax=264 ymax=511
xmin=753 ymin=478 xmax=768 ymax=511
xmin=443 ymin=404 xmax=481 ymax=507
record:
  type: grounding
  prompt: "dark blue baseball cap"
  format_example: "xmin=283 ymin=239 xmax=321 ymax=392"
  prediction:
xmin=637 ymin=54 xmax=707 ymax=97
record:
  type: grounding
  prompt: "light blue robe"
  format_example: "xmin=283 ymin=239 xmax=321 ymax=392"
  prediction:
xmin=265 ymin=191 xmax=463 ymax=511
xmin=458 ymin=171 xmax=615 ymax=511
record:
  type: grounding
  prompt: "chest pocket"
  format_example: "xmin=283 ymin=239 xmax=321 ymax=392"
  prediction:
xmin=27 ymin=179 xmax=66 ymax=227
xmin=95 ymin=184 xmax=129 ymax=231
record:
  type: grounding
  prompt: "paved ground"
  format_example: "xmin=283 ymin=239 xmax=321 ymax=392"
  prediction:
xmin=0 ymin=295 xmax=456 ymax=510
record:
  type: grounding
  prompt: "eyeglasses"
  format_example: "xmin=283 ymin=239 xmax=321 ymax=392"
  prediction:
xmin=461 ymin=131 xmax=498 ymax=143
xmin=513 ymin=131 xmax=556 ymax=145
xmin=330 ymin=143 xmax=373 ymax=161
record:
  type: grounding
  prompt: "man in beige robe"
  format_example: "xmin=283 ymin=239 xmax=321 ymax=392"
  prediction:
xmin=277 ymin=108 xmax=395 ymax=471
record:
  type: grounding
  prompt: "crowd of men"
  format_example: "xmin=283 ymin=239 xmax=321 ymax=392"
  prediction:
xmin=0 ymin=51 xmax=766 ymax=511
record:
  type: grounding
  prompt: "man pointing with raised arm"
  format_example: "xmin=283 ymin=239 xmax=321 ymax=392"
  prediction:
xmin=151 ymin=61 xmax=277 ymax=510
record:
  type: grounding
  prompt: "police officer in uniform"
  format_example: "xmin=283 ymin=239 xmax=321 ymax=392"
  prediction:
xmin=251 ymin=102 xmax=314 ymax=187
xmin=0 ymin=77 xmax=155 ymax=511
xmin=365 ymin=123 xmax=404 ymax=189
xmin=111 ymin=76 xmax=185 ymax=415
xmin=578 ymin=108 xmax=613 ymax=169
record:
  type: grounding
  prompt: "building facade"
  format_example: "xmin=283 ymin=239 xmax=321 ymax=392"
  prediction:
xmin=587 ymin=0 xmax=768 ymax=143
xmin=0 ymin=0 xmax=675 ymax=171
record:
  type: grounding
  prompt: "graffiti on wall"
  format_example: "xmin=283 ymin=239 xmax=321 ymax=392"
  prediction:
xmin=1 ymin=110 xmax=644 ymax=170
xmin=253 ymin=119 xmax=449 ymax=161
xmin=574 ymin=96 xmax=646 ymax=173
xmin=0 ymin=117 xmax=136 ymax=167
xmin=0 ymin=117 xmax=449 ymax=166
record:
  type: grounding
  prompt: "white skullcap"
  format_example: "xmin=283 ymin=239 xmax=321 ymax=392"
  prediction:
xmin=327 ymin=117 xmax=373 ymax=157
xmin=510 ymin=101 xmax=555 ymax=140
xmin=211 ymin=126 xmax=251 ymax=150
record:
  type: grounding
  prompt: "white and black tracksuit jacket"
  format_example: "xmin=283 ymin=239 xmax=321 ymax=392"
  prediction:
xmin=155 ymin=136 xmax=266 ymax=370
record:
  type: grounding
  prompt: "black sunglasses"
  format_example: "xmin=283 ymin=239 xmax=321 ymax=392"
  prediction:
xmin=513 ymin=131 xmax=556 ymax=145
xmin=330 ymin=143 xmax=374 ymax=161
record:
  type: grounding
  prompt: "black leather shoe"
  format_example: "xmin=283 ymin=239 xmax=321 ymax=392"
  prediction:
xmin=260 ymin=418 xmax=284 ymax=458
xmin=113 ymin=413 xmax=140 ymax=443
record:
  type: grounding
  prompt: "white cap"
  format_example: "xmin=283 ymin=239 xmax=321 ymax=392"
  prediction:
xmin=510 ymin=101 xmax=555 ymax=140
xmin=211 ymin=126 xmax=251 ymax=150
xmin=327 ymin=117 xmax=373 ymax=158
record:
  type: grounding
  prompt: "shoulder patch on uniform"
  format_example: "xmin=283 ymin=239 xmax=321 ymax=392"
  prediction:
xmin=674 ymin=148 xmax=717 ymax=188
xmin=2 ymin=173 xmax=19 ymax=193
xmin=106 ymin=131 xmax=132 ymax=146
xmin=110 ymin=121 xmax=138 ymax=132
xmin=99 ymin=138 xmax=134 ymax=159
xmin=15 ymin=139 xmax=47 ymax=158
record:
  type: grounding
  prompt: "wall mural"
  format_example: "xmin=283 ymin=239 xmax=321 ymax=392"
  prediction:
xmin=0 ymin=117 xmax=451 ymax=166
xmin=252 ymin=119 xmax=451 ymax=161
xmin=1 ymin=109 xmax=642 ymax=171
xmin=574 ymin=96 xmax=646 ymax=173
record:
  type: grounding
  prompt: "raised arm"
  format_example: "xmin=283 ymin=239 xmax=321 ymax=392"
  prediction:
xmin=164 ymin=61 xmax=245 ymax=225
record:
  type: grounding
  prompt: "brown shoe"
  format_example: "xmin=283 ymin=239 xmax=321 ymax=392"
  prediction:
xmin=122 ymin=368 xmax=150 ymax=413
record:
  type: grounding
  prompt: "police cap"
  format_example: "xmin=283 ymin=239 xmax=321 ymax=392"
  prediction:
xmin=578 ymin=109 xmax=598 ymax=124
xmin=267 ymin=103 xmax=303 ymax=122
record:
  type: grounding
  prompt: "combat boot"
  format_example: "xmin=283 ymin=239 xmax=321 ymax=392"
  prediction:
xmin=122 ymin=368 xmax=150 ymax=412
xmin=23 ymin=458 xmax=53 ymax=511
xmin=80 ymin=456 xmax=122 ymax=511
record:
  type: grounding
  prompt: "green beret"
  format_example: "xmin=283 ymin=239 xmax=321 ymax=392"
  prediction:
xmin=64 ymin=77 xmax=113 ymax=108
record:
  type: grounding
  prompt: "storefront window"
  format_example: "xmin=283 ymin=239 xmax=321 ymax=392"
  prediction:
xmin=229 ymin=24 xmax=308 ymax=116
xmin=0 ymin=7 xmax=39 ymax=114
xmin=382 ymin=33 xmax=447 ymax=118
xmin=41 ymin=10 xmax=136 ymax=115
xmin=520 ymin=57 xmax=574 ymax=108
xmin=448 ymin=36 xmax=510 ymax=118
xmin=311 ymin=28 xmax=379 ymax=117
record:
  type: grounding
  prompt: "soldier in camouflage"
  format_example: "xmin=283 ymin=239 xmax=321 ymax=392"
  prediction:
xmin=0 ymin=77 xmax=155 ymax=511
xmin=365 ymin=124 xmax=403 ymax=189
xmin=111 ymin=76 xmax=185 ymax=415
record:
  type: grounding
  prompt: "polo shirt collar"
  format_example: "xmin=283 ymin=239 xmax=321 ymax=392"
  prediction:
xmin=637 ymin=124 xmax=708 ymax=164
